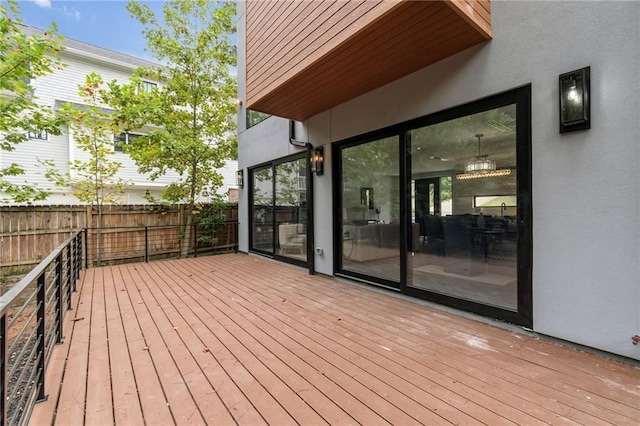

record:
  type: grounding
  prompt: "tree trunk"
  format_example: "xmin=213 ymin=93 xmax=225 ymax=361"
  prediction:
xmin=180 ymin=203 xmax=194 ymax=258
xmin=180 ymin=162 xmax=199 ymax=258
xmin=95 ymin=203 xmax=102 ymax=265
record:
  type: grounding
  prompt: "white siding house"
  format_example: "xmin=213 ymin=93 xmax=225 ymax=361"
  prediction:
xmin=0 ymin=26 xmax=238 ymax=205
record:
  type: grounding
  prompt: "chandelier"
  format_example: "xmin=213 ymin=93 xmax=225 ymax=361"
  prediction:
xmin=456 ymin=134 xmax=511 ymax=180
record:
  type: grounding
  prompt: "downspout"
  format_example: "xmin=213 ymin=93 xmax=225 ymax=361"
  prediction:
xmin=289 ymin=119 xmax=312 ymax=149
xmin=289 ymin=120 xmax=315 ymax=275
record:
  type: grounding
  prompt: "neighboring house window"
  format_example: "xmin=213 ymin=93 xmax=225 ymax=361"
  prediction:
xmin=114 ymin=133 xmax=142 ymax=152
xmin=246 ymin=109 xmax=271 ymax=128
xmin=28 ymin=129 xmax=48 ymax=140
xmin=143 ymin=81 xmax=157 ymax=92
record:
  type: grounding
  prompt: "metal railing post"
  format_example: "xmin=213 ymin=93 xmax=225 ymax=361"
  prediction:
xmin=56 ymin=254 xmax=64 ymax=344
xmin=70 ymin=237 xmax=76 ymax=293
xmin=36 ymin=273 xmax=47 ymax=402
xmin=66 ymin=245 xmax=73 ymax=311
xmin=145 ymin=226 xmax=149 ymax=263
xmin=1 ymin=315 xmax=6 ymax=426
xmin=77 ymin=232 xmax=82 ymax=279
xmin=84 ymin=228 xmax=89 ymax=270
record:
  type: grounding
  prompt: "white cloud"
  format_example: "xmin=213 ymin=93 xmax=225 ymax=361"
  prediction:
xmin=59 ymin=5 xmax=81 ymax=21
xmin=32 ymin=0 xmax=52 ymax=8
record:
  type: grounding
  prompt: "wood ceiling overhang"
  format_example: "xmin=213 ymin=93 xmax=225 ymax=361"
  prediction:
xmin=245 ymin=0 xmax=492 ymax=122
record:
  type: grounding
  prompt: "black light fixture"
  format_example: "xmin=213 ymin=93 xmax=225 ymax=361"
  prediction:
xmin=310 ymin=146 xmax=324 ymax=175
xmin=236 ymin=169 xmax=244 ymax=188
xmin=559 ymin=66 xmax=590 ymax=133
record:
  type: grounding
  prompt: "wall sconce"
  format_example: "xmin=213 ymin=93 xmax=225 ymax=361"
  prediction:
xmin=310 ymin=146 xmax=324 ymax=175
xmin=236 ymin=169 xmax=244 ymax=188
xmin=559 ymin=66 xmax=590 ymax=133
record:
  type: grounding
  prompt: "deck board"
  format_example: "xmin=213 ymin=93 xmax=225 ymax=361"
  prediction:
xmin=102 ymin=265 xmax=144 ymax=425
xmin=53 ymin=266 xmax=92 ymax=425
xmin=31 ymin=254 xmax=640 ymax=425
xmin=111 ymin=263 xmax=174 ymax=425
xmin=84 ymin=268 xmax=114 ymax=426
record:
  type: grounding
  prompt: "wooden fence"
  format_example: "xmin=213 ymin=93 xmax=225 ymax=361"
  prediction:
xmin=0 ymin=204 xmax=236 ymax=277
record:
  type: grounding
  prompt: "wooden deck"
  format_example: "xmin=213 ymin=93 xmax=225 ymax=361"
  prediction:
xmin=31 ymin=254 xmax=640 ymax=425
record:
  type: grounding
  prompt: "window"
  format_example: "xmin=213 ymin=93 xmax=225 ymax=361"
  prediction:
xmin=473 ymin=195 xmax=517 ymax=209
xmin=28 ymin=130 xmax=48 ymax=140
xmin=246 ymin=109 xmax=271 ymax=128
xmin=143 ymin=81 xmax=157 ymax=92
xmin=114 ymin=133 xmax=142 ymax=152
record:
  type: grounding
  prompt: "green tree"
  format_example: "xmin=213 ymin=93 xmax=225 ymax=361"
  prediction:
xmin=44 ymin=73 xmax=128 ymax=262
xmin=107 ymin=0 xmax=237 ymax=257
xmin=0 ymin=0 xmax=65 ymax=203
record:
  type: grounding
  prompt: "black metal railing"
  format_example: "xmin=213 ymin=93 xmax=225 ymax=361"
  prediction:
xmin=0 ymin=230 xmax=82 ymax=426
xmin=83 ymin=222 xmax=238 ymax=267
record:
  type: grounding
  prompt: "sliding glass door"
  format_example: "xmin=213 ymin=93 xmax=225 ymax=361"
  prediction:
xmin=274 ymin=157 xmax=308 ymax=262
xmin=338 ymin=135 xmax=401 ymax=286
xmin=408 ymin=105 xmax=519 ymax=311
xmin=251 ymin=166 xmax=274 ymax=253
xmin=335 ymin=86 xmax=531 ymax=326
xmin=250 ymin=154 xmax=309 ymax=265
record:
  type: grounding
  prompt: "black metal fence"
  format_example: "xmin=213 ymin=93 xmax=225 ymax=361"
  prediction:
xmin=83 ymin=222 xmax=239 ymax=267
xmin=0 ymin=231 xmax=82 ymax=425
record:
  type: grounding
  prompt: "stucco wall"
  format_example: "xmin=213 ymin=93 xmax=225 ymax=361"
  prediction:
xmin=238 ymin=1 xmax=640 ymax=359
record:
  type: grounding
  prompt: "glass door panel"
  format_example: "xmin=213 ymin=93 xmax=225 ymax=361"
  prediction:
xmin=251 ymin=166 xmax=274 ymax=253
xmin=340 ymin=136 xmax=401 ymax=285
xmin=275 ymin=158 xmax=308 ymax=262
xmin=408 ymin=105 xmax=518 ymax=310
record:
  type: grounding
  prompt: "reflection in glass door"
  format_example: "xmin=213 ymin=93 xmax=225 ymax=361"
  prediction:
xmin=408 ymin=105 xmax=519 ymax=310
xmin=251 ymin=166 xmax=274 ymax=254
xmin=275 ymin=158 xmax=308 ymax=262
xmin=339 ymin=136 xmax=401 ymax=286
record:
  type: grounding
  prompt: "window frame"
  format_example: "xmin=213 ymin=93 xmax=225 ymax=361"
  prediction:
xmin=113 ymin=132 xmax=143 ymax=152
xmin=246 ymin=109 xmax=271 ymax=128
xmin=142 ymin=81 xmax=157 ymax=92
xmin=28 ymin=129 xmax=48 ymax=140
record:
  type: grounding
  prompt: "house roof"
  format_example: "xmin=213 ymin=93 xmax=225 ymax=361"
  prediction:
xmin=21 ymin=24 xmax=160 ymax=69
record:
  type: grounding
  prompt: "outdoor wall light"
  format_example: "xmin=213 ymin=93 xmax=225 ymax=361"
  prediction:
xmin=236 ymin=169 xmax=244 ymax=188
xmin=559 ymin=66 xmax=590 ymax=133
xmin=310 ymin=146 xmax=324 ymax=175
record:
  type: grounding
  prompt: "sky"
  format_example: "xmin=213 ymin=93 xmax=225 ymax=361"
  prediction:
xmin=16 ymin=0 xmax=167 ymax=61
